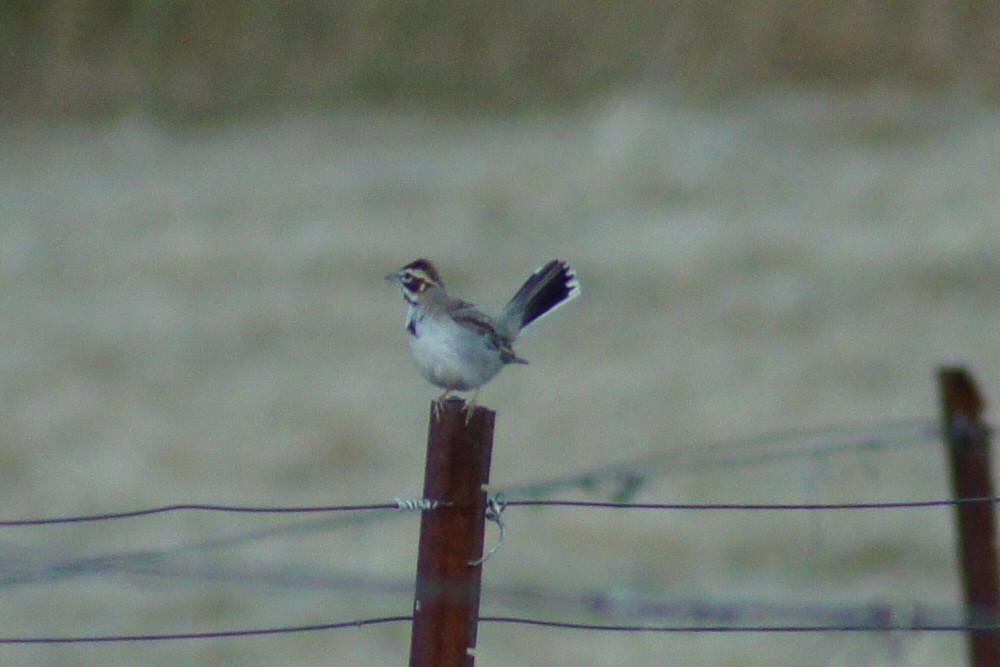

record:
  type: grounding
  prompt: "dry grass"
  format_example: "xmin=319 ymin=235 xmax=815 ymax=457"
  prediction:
xmin=2 ymin=1 xmax=999 ymax=121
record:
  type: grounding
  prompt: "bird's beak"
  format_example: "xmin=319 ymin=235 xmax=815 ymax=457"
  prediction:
xmin=385 ymin=272 xmax=400 ymax=283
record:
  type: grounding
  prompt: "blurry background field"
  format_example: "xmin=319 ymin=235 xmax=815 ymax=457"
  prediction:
xmin=2 ymin=2 xmax=999 ymax=665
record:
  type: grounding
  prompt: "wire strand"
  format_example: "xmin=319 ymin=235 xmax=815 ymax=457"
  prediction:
xmin=506 ymin=497 xmax=1000 ymax=510
xmin=2 ymin=494 xmax=992 ymax=530
xmin=0 ymin=611 xmax=995 ymax=644
xmin=0 ymin=503 xmax=400 ymax=527
xmin=479 ymin=616 xmax=987 ymax=633
xmin=0 ymin=616 xmax=412 ymax=644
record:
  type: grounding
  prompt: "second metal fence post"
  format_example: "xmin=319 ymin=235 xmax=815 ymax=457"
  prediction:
xmin=939 ymin=367 xmax=1000 ymax=667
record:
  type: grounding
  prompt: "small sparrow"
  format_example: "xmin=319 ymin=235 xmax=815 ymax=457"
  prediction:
xmin=387 ymin=258 xmax=580 ymax=419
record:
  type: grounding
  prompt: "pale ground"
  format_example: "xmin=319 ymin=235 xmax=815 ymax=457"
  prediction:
xmin=0 ymin=88 xmax=998 ymax=665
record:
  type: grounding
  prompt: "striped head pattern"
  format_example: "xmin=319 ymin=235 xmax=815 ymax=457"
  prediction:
xmin=387 ymin=259 xmax=444 ymax=303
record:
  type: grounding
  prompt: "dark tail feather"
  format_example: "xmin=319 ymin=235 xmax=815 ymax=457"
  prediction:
xmin=500 ymin=260 xmax=580 ymax=335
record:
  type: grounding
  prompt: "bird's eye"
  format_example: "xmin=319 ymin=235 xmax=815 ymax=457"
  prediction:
xmin=401 ymin=271 xmax=425 ymax=292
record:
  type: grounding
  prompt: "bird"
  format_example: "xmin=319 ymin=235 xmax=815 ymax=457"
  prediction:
xmin=386 ymin=258 xmax=580 ymax=420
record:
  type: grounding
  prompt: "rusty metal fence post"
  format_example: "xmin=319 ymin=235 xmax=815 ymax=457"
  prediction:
xmin=938 ymin=367 xmax=1000 ymax=667
xmin=409 ymin=399 xmax=495 ymax=667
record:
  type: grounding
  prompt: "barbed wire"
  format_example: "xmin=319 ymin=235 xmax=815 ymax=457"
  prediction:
xmin=0 ymin=417 xmax=985 ymax=651
xmin=499 ymin=417 xmax=940 ymax=501
xmin=0 ymin=417 xmax=957 ymax=529
xmin=0 ymin=511 xmax=416 ymax=587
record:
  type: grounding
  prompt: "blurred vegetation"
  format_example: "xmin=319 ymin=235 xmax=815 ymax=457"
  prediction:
xmin=2 ymin=0 xmax=998 ymax=122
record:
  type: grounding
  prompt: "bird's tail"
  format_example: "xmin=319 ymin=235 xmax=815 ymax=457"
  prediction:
xmin=499 ymin=260 xmax=580 ymax=337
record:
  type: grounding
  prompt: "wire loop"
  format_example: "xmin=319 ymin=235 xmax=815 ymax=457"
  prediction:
xmin=470 ymin=493 xmax=507 ymax=566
